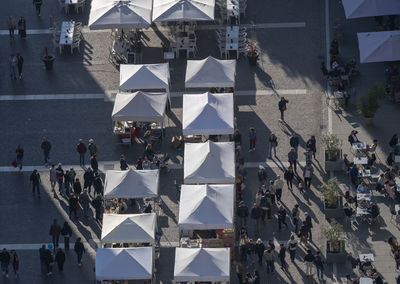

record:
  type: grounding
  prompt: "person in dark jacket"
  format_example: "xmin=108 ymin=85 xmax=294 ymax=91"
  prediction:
xmin=39 ymin=245 xmax=46 ymax=273
xmin=90 ymin=154 xmax=98 ymax=172
xmin=17 ymin=16 xmax=26 ymax=38
xmin=0 ymin=248 xmax=11 ymax=278
xmin=284 ymin=166 xmax=294 ymax=190
xmin=120 ymin=155 xmax=129 ymax=170
xmin=288 ymin=149 xmax=298 ymax=173
xmin=15 ymin=145 xmax=24 ymax=170
xmin=314 ymin=251 xmax=324 ymax=280
xmin=278 ymin=205 xmax=288 ymax=232
xmin=248 ymin=127 xmax=257 ymax=152
xmin=55 ymin=163 xmax=64 ymax=193
xmin=268 ymin=133 xmax=278 ymax=158
xmin=30 ymin=169 xmax=41 ymax=197
xmin=76 ymin=139 xmax=87 ymax=166
xmin=73 ymin=178 xmax=82 ymax=196
xmin=83 ymin=167 xmax=94 ymax=195
xmin=10 ymin=250 xmax=18 ymax=278
xmin=348 ymin=130 xmax=360 ymax=145
xmin=64 ymin=170 xmax=71 ymax=196
xmin=389 ymin=134 xmax=399 ymax=154
xmin=61 ymin=222 xmax=72 ymax=250
xmin=278 ymin=243 xmax=287 ymax=269
xmin=74 ymin=238 xmax=85 ymax=266
xmin=92 ymin=195 xmax=103 ymax=223
xmin=41 ymin=137 xmax=51 ymax=165
xmin=289 ymin=133 xmax=299 ymax=153
xmin=88 ymin=139 xmax=97 ymax=156
xmin=250 ymin=203 xmax=261 ymax=236
xmin=305 ymin=212 xmax=313 ymax=241
xmin=49 ymin=219 xmax=61 ymax=248
xmin=255 ymin=239 xmax=265 ymax=265
xmin=257 ymin=165 xmax=267 ymax=186
xmin=55 ymin=248 xmax=65 ymax=272
xmin=233 ymin=130 xmax=242 ymax=146
xmin=16 ymin=53 xmax=23 ymax=80
xmin=43 ymin=248 xmax=53 ymax=276
xmin=93 ymin=173 xmax=103 ymax=196
xmin=237 ymin=201 xmax=249 ymax=228
xmin=68 ymin=193 xmax=79 ymax=219
xmin=80 ymin=189 xmax=90 ymax=218
xmin=33 ymin=0 xmax=43 ymax=16
xmin=304 ymin=249 xmax=315 ymax=277
xmin=278 ymin=97 xmax=289 ymax=121
xmin=306 ymin=136 xmax=317 ymax=158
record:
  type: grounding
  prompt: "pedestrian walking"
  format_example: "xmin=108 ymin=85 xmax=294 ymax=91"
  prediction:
xmin=69 ymin=193 xmax=78 ymax=219
xmin=255 ymin=239 xmax=265 ymax=266
xmin=8 ymin=54 xmax=17 ymax=80
xmin=15 ymin=145 xmax=24 ymax=170
xmin=76 ymin=139 xmax=87 ymax=166
xmin=278 ymin=244 xmax=287 ymax=269
xmin=30 ymin=169 xmax=41 ymax=197
xmin=7 ymin=16 xmax=15 ymax=40
xmin=252 ymin=269 xmax=260 ymax=284
xmin=288 ymin=148 xmax=298 ymax=173
xmin=17 ymin=16 xmax=26 ymax=38
xmin=120 ymin=154 xmax=128 ymax=170
xmin=304 ymin=148 xmax=313 ymax=164
xmin=55 ymin=163 xmax=64 ymax=194
xmin=73 ymin=178 xmax=82 ymax=195
xmin=64 ymin=170 xmax=71 ymax=196
xmin=55 ymin=248 xmax=65 ymax=272
xmin=289 ymin=133 xmax=299 ymax=153
xmin=268 ymin=133 xmax=278 ymax=158
xmin=284 ymin=166 xmax=294 ymax=190
xmin=277 ymin=205 xmax=288 ymax=232
xmin=61 ymin=222 xmax=72 ymax=250
xmin=257 ymin=165 xmax=267 ymax=186
xmin=239 ymin=238 xmax=248 ymax=263
xmin=278 ymin=97 xmax=289 ymax=121
xmin=39 ymin=245 xmax=46 ymax=273
xmin=91 ymin=154 xmax=98 ymax=172
xmin=233 ymin=261 xmax=244 ymax=283
xmin=43 ymin=248 xmax=53 ymax=276
xmin=304 ymin=249 xmax=315 ymax=277
xmin=16 ymin=53 xmax=23 ymax=79
xmin=268 ymin=180 xmax=276 ymax=204
xmin=305 ymin=212 xmax=313 ymax=241
xmin=247 ymin=239 xmax=256 ymax=266
xmin=93 ymin=173 xmax=103 ymax=196
xmin=41 ymin=137 xmax=51 ymax=165
xmin=291 ymin=204 xmax=300 ymax=234
xmin=49 ymin=219 xmax=61 ymax=249
xmin=0 ymin=248 xmax=11 ymax=278
xmin=49 ymin=164 xmax=56 ymax=192
xmin=33 ymin=0 xmax=42 ymax=16
xmin=83 ymin=167 xmax=94 ymax=194
xmin=287 ymin=235 xmax=298 ymax=263
xmin=92 ymin=195 xmax=103 ymax=223
xmin=303 ymin=162 xmax=314 ymax=190
xmin=233 ymin=129 xmax=242 ymax=146
xmin=250 ymin=203 xmax=261 ymax=236
xmin=248 ymin=127 xmax=257 ymax=152
xmin=68 ymin=168 xmax=76 ymax=187
xmin=264 ymin=247 xmax=275 ymax=274
xmin=299 ymin=221 xmax=309 ymax=246
xmin=237 ymin=201 xmax=249 ymax=228
xmin=74 ymin=238 xmax=85 ymax=266
xmin=80 ymin=189 xmax=90 ymax=218
xmin=306 ymin=136 xmax=317 ymax=158
xmin=10 ymin=250 xmax=18 ymax=278
xmin=88 ymin=139 xmax=97 ymax=156
xmin=274 ymin=175 xmax=284 ymax=202
xmin=314 ymin=251 xmax=324 ymax=280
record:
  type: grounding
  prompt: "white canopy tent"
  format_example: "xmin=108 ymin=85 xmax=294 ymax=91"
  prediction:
xmin=358 ymin=31 xmax=400 ymax=63
xmin=101 ymin=213 xmax=156 ymax=244
xmin=184 ymin=141 xmax=235 ymax=184
xmin=342 ymin=0 xmax=400 ymax=19
xmin=112 ymin=91 xmax=167 ymax=123
xmin=178 ymin=184 xmax=234 ymax=230
xmin=152 ymin=0 xmax=215 ymax=22
xmin=182 ymin=92 xmax=234 ymax=136
xmin=96 ymin=247 xmax=153 ymax=281
xmin=174 ymin=248 xmax=230 ymax=282
xmin=185 ymin=56 xmax=236 ymax=88
xmin=104 ymin=169 xmax=159 ymax=199
xmin=89 ymin=0 xmax=153 ymax=30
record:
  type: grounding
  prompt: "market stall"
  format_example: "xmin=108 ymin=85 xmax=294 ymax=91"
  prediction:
xmin=357 ymin=31 xmax=400 ymax=63
xmin=342 ymin=0 xmax=400 ymax=19
xmin=152 ymin=0 xmax=215 ymax=22
xmin=185 ymin=56 xmax=236 ymax=89
xmin=182 ymin=92 xmax=234 ymax=139
xmin=96 ymin=247 xmax=153 ymax=283
xmin=184 ymin=141 xmax=235 ymax=184
xmin=112 ymin=91 xmax=167 ymax=144
xmin=179 ymin=184 xmax=235 ymax=248
xmin=174 ymin=248 xmax=230 ymax=283
xmin=101 ymin=213 xmax=156 ymax=247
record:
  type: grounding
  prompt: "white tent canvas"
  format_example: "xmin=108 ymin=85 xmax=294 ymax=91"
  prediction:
xmin=101 ymin=213 xmax=156 ymax=244
xmin=358 ymin=31 xmax=400 ymax=63
xmin=182 ymin=92 xmax=234 ymax=135
xmin=174 ymin=248 xmax=230 ymax=282
xmin=120 ymin=63 xmax=170 ymax=91
xmin=342 ymin=0 xmax=400 ymax=19
xmin=184 ymin=141 xmax=235 ymax=184
xmin=185 ymin=56 xmax=236 ymax=88
xmin=89 ymin=0 xmax=152 ymax=30
xmin=104 ymin=169 xmax=159 ymax=199
xmin=152 ymin=0 xmax=215 ymax=22
xmin=179 ymin=184 xmax=234 ymax=230
xmin=112 ymin=91 xmax=167 ymax=123
xmin=96 ymin=247 xmax=153 ymax=280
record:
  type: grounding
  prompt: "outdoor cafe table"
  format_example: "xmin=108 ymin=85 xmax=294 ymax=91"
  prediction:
xmin=359 ymin=277 xmax=373 ymax=284
xmin=226 ymin=0 xmax=240 ymax=23
xmin=353 ymin=142 xmax=366 ymax=150
xmin=357 ymin=193 xmax=371 ymax=201
xmin=225 ymin=26 xmax=239 ymax=59
xmin=354 ymin=157 xmax=368 ymax=165
xmin=396 ymin=155 xmax=400 ymax=163
xmin=358 ymin=169 xmax=371 ymax=178
xmin=359 ymin=253 xmax=374 ymax=262
xmin=59 ymin=21 xmax=75 ymax=54
xmin=357 ymin=207 xmax=369 ymax=215
xmin=396 ymin=177 xmax=400 ymax=187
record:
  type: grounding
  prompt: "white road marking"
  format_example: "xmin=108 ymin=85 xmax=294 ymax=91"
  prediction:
xmin=0 ymin=93 xmax=105 ymax=101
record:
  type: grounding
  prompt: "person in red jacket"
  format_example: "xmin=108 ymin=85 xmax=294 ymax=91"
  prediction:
xmin=76 ymin=139 xmax=87 ymax=166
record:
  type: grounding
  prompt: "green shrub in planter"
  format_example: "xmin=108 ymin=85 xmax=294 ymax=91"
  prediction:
xmin=324 ymin=219 xmax=344 ymax=252
xmin=321 ymin=133 xmax=342 ymax=161
xmin=358 ymin=83 xmax=384 ymax=119
xmin=319 ymin=178 xmax=342 ymax=208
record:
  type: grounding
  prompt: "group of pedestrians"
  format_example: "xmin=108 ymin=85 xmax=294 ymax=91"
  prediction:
xmin=0 ymin=249 xmax=19 ymax=279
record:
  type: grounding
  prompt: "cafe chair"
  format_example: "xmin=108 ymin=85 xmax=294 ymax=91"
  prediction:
xmin=71 ymin=38 xmax=81 ymax=54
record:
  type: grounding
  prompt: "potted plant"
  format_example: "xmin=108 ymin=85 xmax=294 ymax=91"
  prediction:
xmin=324 ymin=219 xmax=346 ymax=263
xmin=245 ymin=41 xmax=259 ymax=66
xmin=358 ymin=83 xmax=384 ymax=125
xmin=319 ymin=178 xmax=344 ymax=219
xmin=42 ymin=48 xmax=55 ymax=71
xmin=321 ymin=133 xmax=342 ymax=171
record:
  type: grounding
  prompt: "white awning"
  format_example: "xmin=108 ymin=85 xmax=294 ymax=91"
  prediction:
xmin=185 ymin=56 xmax=236 ymax=88
xmin=101 ymin=213 xmax=156 ymax=244
xmin=179 ymin=184 xmax=234 ymax=230
xmin=112 ymin=91 xmax=167 ymax=122
xmin=89 ymin=0 xmax=152 ymax=30
xmin=174 ymin=248 xmax=230 ymax=282
xmin=120 ymin=63 xmax=170 ymax=91
xmin=182 ymin=92 xmax=234 ymax=135
xmin=342 ymin=0 xmax=400 ymax=19
xmin=104 ymin=169 xmax=159 ymax=199
xmin=96 ymin=247 xmax=153 ymax=280
xmin=184 ymin=141 xmax=235 ymax=184
xmin=358 ymin=31 xmax=400 ymax=63
xmin=152 ymin=0 xmax=215 ymax=22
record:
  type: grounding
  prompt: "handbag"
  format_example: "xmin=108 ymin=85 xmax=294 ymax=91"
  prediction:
xmin=12 ymin=160 xmax=18 ymax=168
